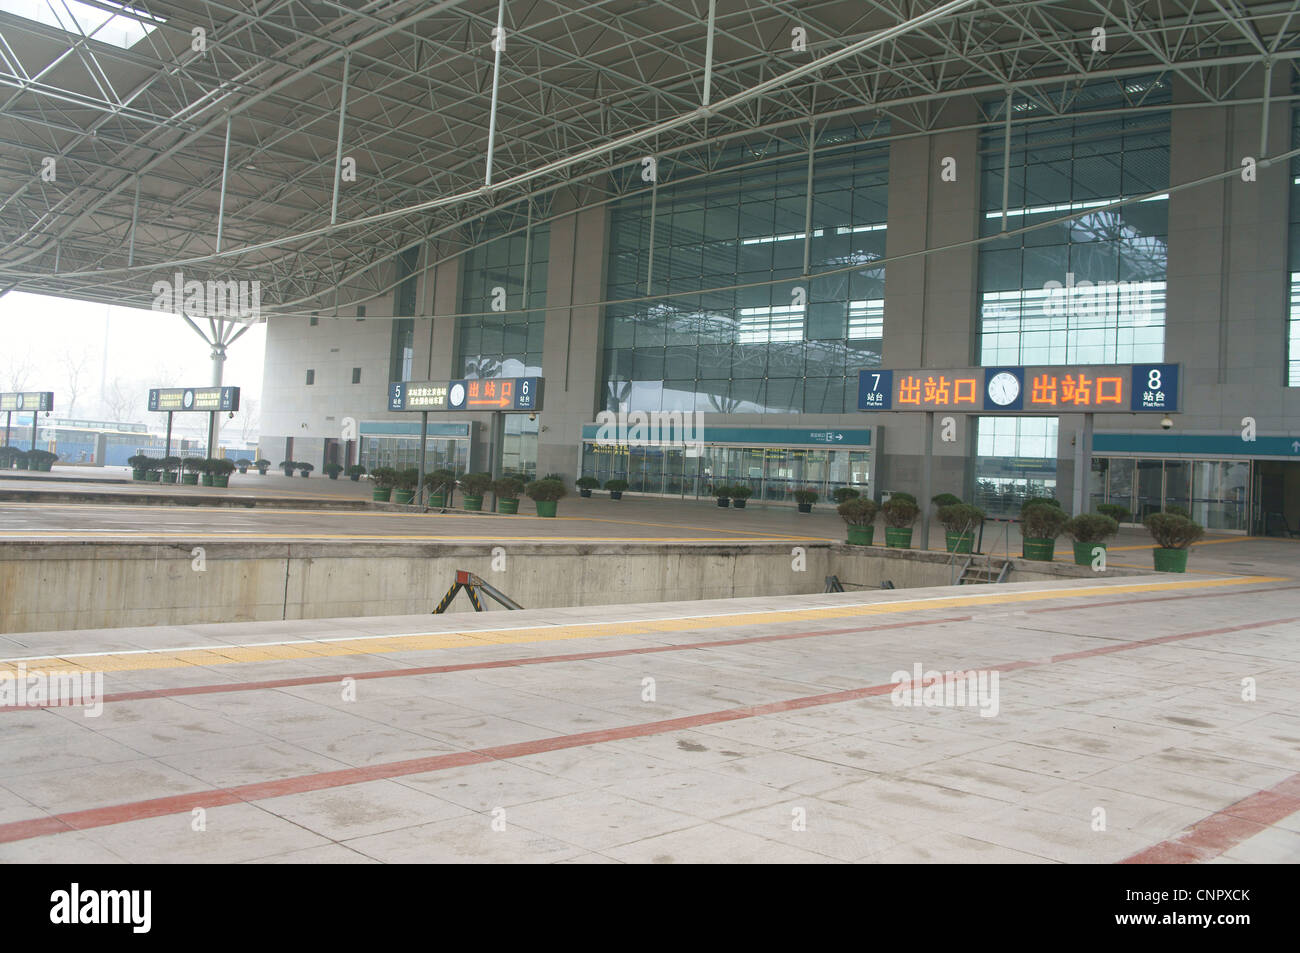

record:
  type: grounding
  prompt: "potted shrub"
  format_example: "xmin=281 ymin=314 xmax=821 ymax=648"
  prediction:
xmin=459 ymin=471 xmax=492 ymax=510
xmin=160 ymin=456 xmax=182 ymax=484
xmin=12 ymin=448 xmax=30 ymax=470
xmin=839 ymin=497 xmax=879 ymax=546
xmin=881 ymin=496 xmax=919 ymax=548
xmin=1021 ymin=501 xmax=1068 ymax=561
xmin=1144 ymin=512 xmax=1204 ymax=573
xmin=576 ymin=476 xmax=600 ymax=498
xmin=713 ymin=483 xmax=732 ymax=508
xmin=279 ymin=460 xmax=296 ymax=477
xmin=424 ymin=468 xmax=455 ymax=507
xmin=195 ymin=458 xmax=215 ymax=486
xmin=297 ymin=462 xmax=314 ymax=478
xmin=937 ymin=503 xmax=984 ymax=553
xmin=1097 ymin=503 xmax=1131 ymax=525
xmin=731 ymin=485 xmax=753 ymax=509
xmin=1063 ymin=513 xmax=1119 ymax=567
xmin=324 ymin=462 xmax=344 ymax=481
xmin=345 ymin=464 xmax=366 ymax=482
xmin=526 ymin=477 xmax=567 ymax=517
xmin=210 ymin=457 xmax=236 ymax=487
xmin=393 ymin=468 xmax=418 ymax=504
xmin=254 ymin=458 xmax=271 ymax=476
xmin=604 ymin=478 xmax=628 ymax=500
xmin=793 ymin=489 xmax=818 ymax=513
xmin=832 ymin=487 xmax=861 ymax=504
xmin=932 ymin=492 xmax=962 ymax=509
xmin=28 ymin=449 xmax=57 ymax=472
xmin=234 ymin=458 xmax=252 ymax=475
xmin=494 ymin=476 xmax=524 ymax=514
xmin=0 ymin=446 xmax=16 ymax=469
xmin=181 ymin=456 xmax=204 ymax=485
xmin=127 ymin=453 xmax=150 ymax=481
xmin=369 ymin=467 xmax=395 ymax=502
xmin=144 ymin=456 xmax=163 ymax=482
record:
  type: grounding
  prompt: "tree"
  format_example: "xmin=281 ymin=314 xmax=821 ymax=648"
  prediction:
xmin=1 ymin=347 xmax=33 ymax=392
xmin=60 ymin=346 xmax=94 ymax=417
xmin=101 ymin=377 xmax=139 ymax=423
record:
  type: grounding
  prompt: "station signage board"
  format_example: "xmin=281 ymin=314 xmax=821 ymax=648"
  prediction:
xmin=148 ymin=386 xmax=240 ymax=413
xmin=389 ymin=377 xmax=543 ymax=413
xmin=857 ymin=364 xmax=1178 ymax=414
xmin=0 ymin=392 xmax=54 ymax=412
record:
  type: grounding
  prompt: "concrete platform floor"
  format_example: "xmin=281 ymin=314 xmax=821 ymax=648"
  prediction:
xmin=1 ymin=472 xmax=1297 ymax=576
xmin=1 ymin=573 xmax=1297 ymax=863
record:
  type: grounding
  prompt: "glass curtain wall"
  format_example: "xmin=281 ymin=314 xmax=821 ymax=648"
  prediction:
xmin=1089 ymin=457 xmax=1248 ymax=530
xmin=580 ymin=443 xmax=869 ymax=502
xmin=601 ymin=126 xmax=889 ymax=415
xmin=978 ymin=77 xmax=1170 ymax=366
xmin=457 ymin=210 xmax=550 ymax=380
xmin=1288 ymin=105 xmax=1300 ymax=385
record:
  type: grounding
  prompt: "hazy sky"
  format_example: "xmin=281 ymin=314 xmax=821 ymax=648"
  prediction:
xmin=0 ymin=290 xmax=266 ymax=438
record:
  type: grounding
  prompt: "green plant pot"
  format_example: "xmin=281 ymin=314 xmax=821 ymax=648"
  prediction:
xmin=885 ymin=526 xmax=913 ymax=548
xmin=717 ymin=498 xmax=730 ymax=507
xmin=300 ymin=472 xmax=310 ymax=478
xmin=372 ymin=488 xmax=392 ymax=502
xmin=257 ymin=468 xmax=269 ymax=476
xmin=463 ymin=496 xmax=483 ymax=511
xmin=945 ymin=531 xmax=974 ymax=553
xmin=536 ymin=500 xmax=558 ymax=518
xmin=847 ymin=525 xmax=875 ymax=546
xmin=1073 ymin=541 xmax=1106 ymax=566
xmin=201 ymin=474 xmax=214 ymax=486
xmin=1022 ymin=537 xmax=1055 ymax=561
xmin=182 ymin=473 xmax=199 ymax=485
xmin=797 ymin=503 xmax=813 ymax=513
xmin=145 ymin=471 xmax=161 ymax=482
xmin=1152 ymin=547 xmax=1189 ymax=573
xmin=38 ymin=463 xmax=52 ymax=472
xmin=579 ymin=488 xmax=592 ymax=497
xmin=609 ymin=491 xmax=623 ymax=500
xmin=734 ymin=499 xmax=747 ymax=509
xmin=328 ymin=473 xmax=339 ymax=480
xmin=350 ymin=475 xmax=360 ymax=481
xmin=213 ymin=475 xmax=229 ymax=488
xmin=499 ymin=499 xmax=519 ymax=514
xmin=393 ymin=488 xmax=414 ymax=504
xmin=428 ymin=492 xmax=445 ymax=507
xmin=132 ymin=469 xmax=145 ymax=481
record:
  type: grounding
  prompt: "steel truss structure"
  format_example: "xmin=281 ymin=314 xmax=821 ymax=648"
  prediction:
xmin=2 ymin=0 xmax=1300 ymax=321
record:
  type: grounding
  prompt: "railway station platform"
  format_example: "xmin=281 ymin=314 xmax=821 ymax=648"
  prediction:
xmin=1 ymin=573 xmax=1296 ymax=863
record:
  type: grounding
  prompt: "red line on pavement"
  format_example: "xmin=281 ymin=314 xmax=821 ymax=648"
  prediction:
xmin=1 ymin=615 xmax=972 ymax=711
xmin=0 ymin=614 xmax=1293 ymax=846
xmin=1120 ymin=773 xmax=1300 ymax=864
xmin=10 ymin=581 xmax=1295 ymax=713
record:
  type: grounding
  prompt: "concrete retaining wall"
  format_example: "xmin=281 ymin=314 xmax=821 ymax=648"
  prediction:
xmin=0 ymin=541 xmax=1144 ymax=634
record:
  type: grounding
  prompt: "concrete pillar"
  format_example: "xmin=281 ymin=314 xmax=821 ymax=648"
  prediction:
xmin=537 ymin=187 xmax=609 ymax=479
xmin=880 ymin=104 xmax=981 ymax=500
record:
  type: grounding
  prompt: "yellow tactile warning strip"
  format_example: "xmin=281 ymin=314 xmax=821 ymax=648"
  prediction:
xmin=0 ymin=575 xmax=1284 ymax=678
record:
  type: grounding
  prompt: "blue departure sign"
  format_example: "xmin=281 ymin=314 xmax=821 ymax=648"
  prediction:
xmin=390 ymin=377 xmax=545 ymax=412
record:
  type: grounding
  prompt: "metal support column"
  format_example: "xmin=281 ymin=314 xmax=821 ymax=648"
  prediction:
xmin=1072 ymin=413 xmax=1094 ymax=515
xmin=802 ymin=119 xmax=815 ymax=276
xmin=702 ymin=0 xmax=717 ymax=107
xmin=331 ymin=52 xmax=351 ymax=225
xmin=417 ymin=410 xmax=429 ymax=506
xmin=4 ymin=411 xmax=10 ymax=449
xmin=921 ymin=411 xmax=934 ymax=550
xmin=216 ymin=116 xmax=231 ymax=252
xmin=484 ymin=0 xmax=506 ymax=188
xmin=165 ymin=411 xmax=173 ymax=458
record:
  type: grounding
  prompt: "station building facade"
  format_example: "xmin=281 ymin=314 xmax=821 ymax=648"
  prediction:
xmin=259 ymin=72 xmax=1300 ymax=534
